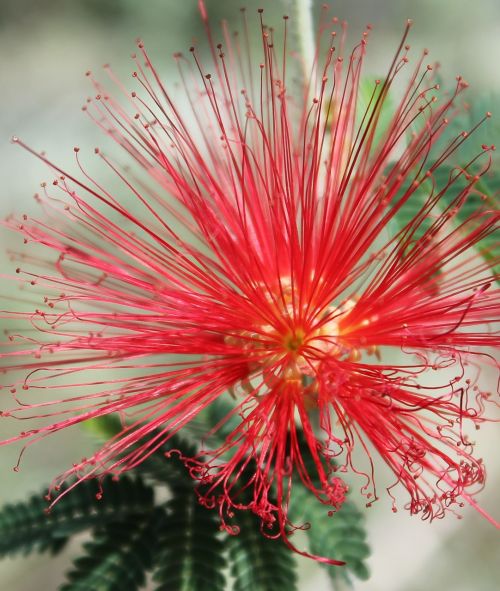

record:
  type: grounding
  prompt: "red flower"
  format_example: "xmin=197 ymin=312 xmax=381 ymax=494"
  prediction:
xmin=1 ymin=1 xmax=499 ymax=562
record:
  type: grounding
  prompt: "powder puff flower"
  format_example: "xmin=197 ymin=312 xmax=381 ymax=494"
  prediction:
xmin=1 ymin=1 xmax=498 ymax=562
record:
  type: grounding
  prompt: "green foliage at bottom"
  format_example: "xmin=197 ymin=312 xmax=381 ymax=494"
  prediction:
xmin=0 ymin=475 xmax=154 ymax=558
xmin=60 ymin=514 xmax=159 ymax=591
xmin=288 ymin=433 xmax=371 ymax=586
xmin=293 ymin=495 xmax=371 ymax=585
xmin=0 ymin=425 xmax=371 ymax=591
xmin=152 ymin=487 xmax=226 ymax=591
xmin=228 ymin=509 xmax=297 ymax=591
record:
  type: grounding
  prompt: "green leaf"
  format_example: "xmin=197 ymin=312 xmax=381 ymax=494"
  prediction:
xmin=152 ymin=489 xmax=226 ymax=591
xmin=227 ymin=509 xmax=297 ymax=591
xmin=135 ymin=431 xmax=197 ymax=486
xmin=432 ymin=93 xmax=500 ymax=166
xmin=290 ymin=492 xmax=370 ymax=586
xmin=287 ymin=434 xmax=370 ymax=586
xmin=357 ymin=76 xmax=395 ymax=148
xmin=393 ymin=92 xmax=499 ymax=282
xmin=0 ymin=475 xmax=154 ymax=558
xmin=390 ymin=163 xmax=499 ymax=281
xmin=198 ymin=395 xmax=241 ymax=444
xmin=60 ymin=509 xmax=161 ymax=591
xmin=432 ymin=165 xmax=499 ymax=278
xmin=82 ymin=413 xmax=125 ymax=441
xmin=83 ymin=413 xmax=198 ymax=485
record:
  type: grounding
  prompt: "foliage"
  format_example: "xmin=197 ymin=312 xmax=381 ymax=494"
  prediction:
xmin=60 ymin=514 xmax=159 ymax=591
xmin=152 ymin=490 xmax=226 ymax=591
xmin=228 ymin=508 xmax=297 ymax=591
xmin=390 ymin=163 xmax=499 ymax=282
xmin=290 ymin=493 xmax=370 ymax=585
xmin=1 ymin=419 xmax=368 ymax=590
xmin=288 ymin=433 xmax=371 ymax=586
xmin=392 ymin=90 xmax=499 ymax=283
xmin=0 ymin=475 xmax=154 ymax=558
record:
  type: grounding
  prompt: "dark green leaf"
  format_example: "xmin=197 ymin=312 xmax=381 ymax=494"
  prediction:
xmin=60 ymin=509 xmax=161 ymax=591
xmin=152 ymin=489 xmax=226 ymax=591
xmin=0 ymin=475 xmax=154 ymax=558
xmin=432 ymin=165 xmax=499 ymax=278
xmin=227 ymin=509 xmax=297 ymax=591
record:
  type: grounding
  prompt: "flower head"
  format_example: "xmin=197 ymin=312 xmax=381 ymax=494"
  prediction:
xmin=1 ymin=1 xmax=499 ymax=562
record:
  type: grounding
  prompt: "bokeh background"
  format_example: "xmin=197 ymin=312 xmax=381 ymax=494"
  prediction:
xmin=0 ymin=1 xmax=499 ymax=590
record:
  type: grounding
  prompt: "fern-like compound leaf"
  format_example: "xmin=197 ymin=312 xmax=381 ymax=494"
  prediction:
xmin=152 ymin=488 xmax=227 ymax=591
xmin=288 ymin=433 xmax=371 ymax=586
xmin=60 ymin=510 xmax=160 ymax=591
xmin=227 ymin=508 xmax=298 ymax=591
xmin=391 ymin=163 xmax=499 ymax=283
xmin=0 ymin=475 xmax=154 ymax=558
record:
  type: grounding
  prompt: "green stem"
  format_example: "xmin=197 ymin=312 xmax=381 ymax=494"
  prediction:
xmin=330 ymin=578 xmax=351 ymax=591
xmin=291 ymin=0 xmax=315 ymax=83
xmin=296 ymin=0 xmax=315 ymax=66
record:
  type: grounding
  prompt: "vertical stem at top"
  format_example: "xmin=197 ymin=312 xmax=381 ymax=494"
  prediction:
xmin=330 ymin=576 xmax=351 ymax=591
xmin=295 ymin=0 xmax=315 ymax=82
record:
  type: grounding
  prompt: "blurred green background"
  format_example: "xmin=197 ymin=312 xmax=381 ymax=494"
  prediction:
xmin=1 ymin=0 xmax=499 ymax=590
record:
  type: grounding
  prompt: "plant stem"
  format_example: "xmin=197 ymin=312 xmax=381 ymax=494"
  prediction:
xmin=330 ymin=577 xmax=351 ymax=591
xmin=294 ymin=0 xmax=315 ymax=82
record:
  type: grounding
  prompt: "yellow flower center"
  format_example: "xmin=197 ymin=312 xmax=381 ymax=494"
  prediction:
xmin=225 ymin=279 xmax=379 ymax=399
xmin=283 ymin=328 xmax=305 ymax=354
